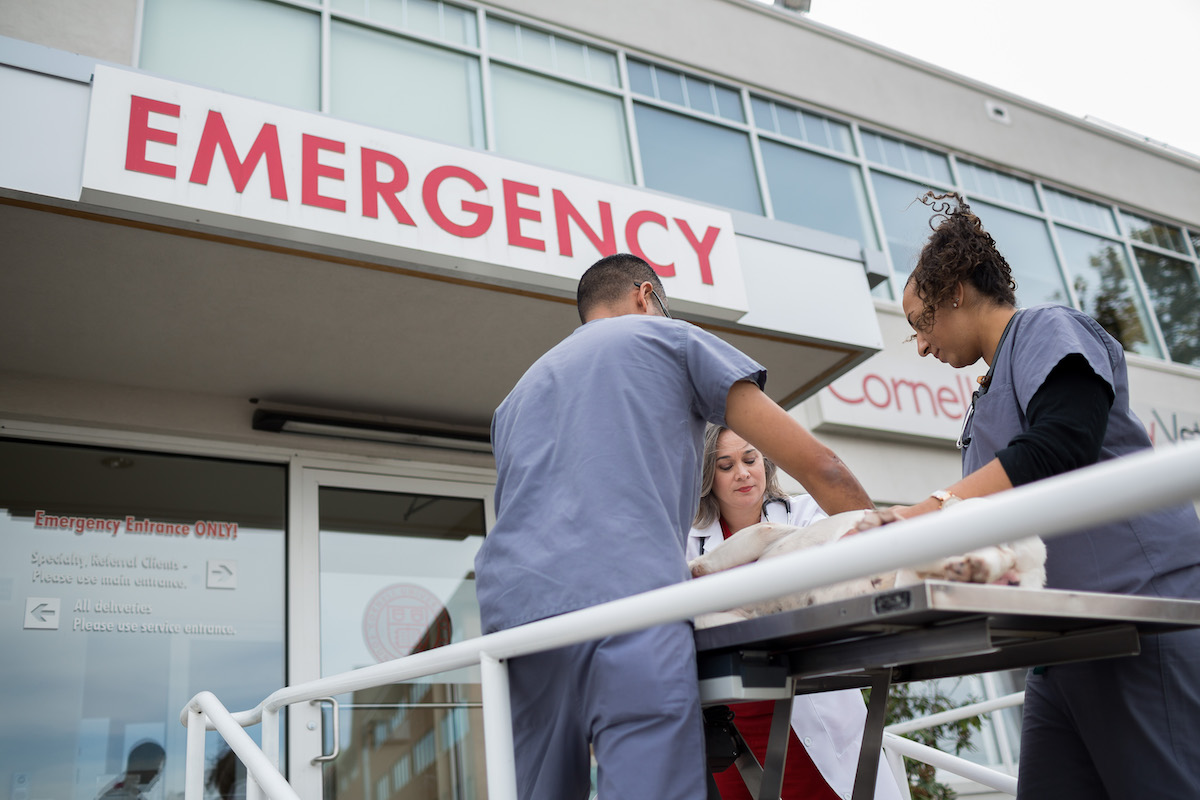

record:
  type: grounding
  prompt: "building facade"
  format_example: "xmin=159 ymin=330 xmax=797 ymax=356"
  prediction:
xmin=2 ymin=1 xmax=1198 ymax=798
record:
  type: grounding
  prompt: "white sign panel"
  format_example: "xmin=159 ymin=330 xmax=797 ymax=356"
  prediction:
xmin=812 ymin=351 xmax=977 ymax=443
xmin=1137 ymin=404 xmax=1200 ymax=448
xmin=812 ymin=319 xmax=1200 ymax=447
xmin=81 ymin=66 xmax=748 ymax=317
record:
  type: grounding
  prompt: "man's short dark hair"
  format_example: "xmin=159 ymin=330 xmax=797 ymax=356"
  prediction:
xmin=576 ymin=253 xmax=665 ymax=323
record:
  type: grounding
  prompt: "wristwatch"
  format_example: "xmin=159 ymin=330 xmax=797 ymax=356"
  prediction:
xmin=931 ymin=489 xmax=962 ymax=509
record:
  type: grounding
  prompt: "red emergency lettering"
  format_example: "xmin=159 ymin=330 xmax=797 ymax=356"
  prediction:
xmin=553 ymin=190 xmax=616 ymax=258
xmin=502 ymin=179 xmax=545 ymax=251
xmin=301 ymin=134 xmax=346 ymax=212
xmin=125 ymin=95 xmax=180 ymax=178
xmin=422 ymin=165 xmax=492 ymax=238
xmin=189 ymin=110 xmax=288 ymax=200
xmin=625 ymin=210 xmax=675 ymax=277
xmin=361 ymin=148 xmax=415 ymax=225
xmin=675 ymin=218 xmax=720 ymax=285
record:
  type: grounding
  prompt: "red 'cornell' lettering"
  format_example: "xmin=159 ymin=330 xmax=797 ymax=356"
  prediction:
xmin=827 ymin=372 xmax=974 ymax=419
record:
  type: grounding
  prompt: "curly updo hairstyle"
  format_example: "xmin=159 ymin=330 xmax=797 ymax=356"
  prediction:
xmin=908 ymin=191 xmax=1017 ymax=331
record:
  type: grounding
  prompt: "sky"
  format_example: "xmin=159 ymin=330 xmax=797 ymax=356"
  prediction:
xmin=800 ymin=0 xmax=1200 ymax=158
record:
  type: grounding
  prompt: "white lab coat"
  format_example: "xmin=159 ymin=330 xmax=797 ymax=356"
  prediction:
xmin=688 ymin=497 xmax=904 ymax=800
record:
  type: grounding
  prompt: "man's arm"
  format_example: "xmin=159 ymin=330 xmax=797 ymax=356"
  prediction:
xmin=724 ymin=380 xmax=873 ymax=514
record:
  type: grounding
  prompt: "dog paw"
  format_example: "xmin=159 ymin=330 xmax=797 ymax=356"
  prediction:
xmin=939 ymin=554 xmax=994 ymax=583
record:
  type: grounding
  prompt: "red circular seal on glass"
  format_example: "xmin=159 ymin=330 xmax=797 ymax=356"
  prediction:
xmin=363 ymin=583 xmax=453 ymax=662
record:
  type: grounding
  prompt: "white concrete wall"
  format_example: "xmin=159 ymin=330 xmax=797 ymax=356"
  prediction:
xmin=0 ymin=0 xmax=138 ymax=64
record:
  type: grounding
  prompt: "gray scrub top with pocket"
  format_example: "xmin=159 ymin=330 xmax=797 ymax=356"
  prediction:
xmin=961 ymin=304 xmax=1200 ymax=598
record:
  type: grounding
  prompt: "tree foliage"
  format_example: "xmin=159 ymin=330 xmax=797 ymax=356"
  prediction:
xmin=865 ymin=680 xmax=984 ymax=800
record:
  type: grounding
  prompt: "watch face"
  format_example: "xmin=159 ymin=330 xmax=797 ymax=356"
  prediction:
xmin=932 ymin=490 xmax=959 ymax=507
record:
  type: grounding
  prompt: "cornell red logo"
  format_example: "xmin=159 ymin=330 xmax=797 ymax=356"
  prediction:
xmin=363 ymin=583 xmax=453 ymax=662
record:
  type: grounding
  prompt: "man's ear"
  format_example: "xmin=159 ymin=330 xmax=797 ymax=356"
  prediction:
xmin=634 ymin=282 xmax=655 ymax=315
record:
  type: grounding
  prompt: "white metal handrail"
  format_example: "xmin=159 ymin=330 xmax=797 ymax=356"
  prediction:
xmin=181 ymin=439 xmax=1200 ymax=800
xmin=885 ymin=691 xmax=1025 ymax=736
xmin=883 ymin=733 xmax=1017 ymax=796
xmin=881 ymin=691 xmax=1027 ymax=797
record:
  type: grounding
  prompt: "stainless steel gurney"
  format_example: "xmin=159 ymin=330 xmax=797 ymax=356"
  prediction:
xmin=694 ymin=580 xmax=1200 ymax=800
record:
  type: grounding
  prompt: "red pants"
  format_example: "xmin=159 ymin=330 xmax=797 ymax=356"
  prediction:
xmin=712 ymin=701 xmax=841 ymax=800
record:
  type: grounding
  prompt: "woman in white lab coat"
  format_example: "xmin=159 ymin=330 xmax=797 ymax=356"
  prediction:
xmin=689 ymin=425 xmax=903 ymax=800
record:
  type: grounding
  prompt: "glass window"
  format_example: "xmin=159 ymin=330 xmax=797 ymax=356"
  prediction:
xmin=516 ymin=25 xmax=554 ymax=71
xmin=870 ymin=171 xmax=942 ymax=289
xmin=440 ymin=2 xmax=479 ymax=48
xmin=971 ymin=200 xmax=1070 ymax=308
xmin=1133 ymin=249 xmax=1200 ymax=366
xmin=346 ymin=0 xmax=478 ymax=47
xmin=860 ymin=130 xmax=952 ymax=184
xmin=492 ymin=65 xmax=632 ymax=183
xmin=650 ymin=63 xmax=686 ymax=106
xmin=684 ymin=75 xmax=715 ymax=116
xmin=751 ymin=96 xmax=777 ymax=132
xmin=714 ymin=85 xmax=745 ymax=123
xmin=751 ymin=96 xmax=854 ymax=155
xmin=958 ymin=162 xmax=1039 ymax=211
xmin=487 ymin=20 xmax=618 ymax=86
xmin=1042 ymin=187 xmax=1118 ymax=236
xmin=486 ymin=16 xmax=520 ymax=59
xmin=585 ymin=47 xmax=620 ymax=88
xmin=634 ymin=103 xmax=762 ymax=214
xmin=141 ymin=0 xmax=320 ymax=111
xmin=331 ymin=21 xmax=484 ymax=148
xmin=1120 ymin=211 xmax=1188 ymax=253
xmin=554 ymin=38 xmax=589 ymax=81
xmin=318 ymin=486 xmax=487 ymax=800
xmin=0 ymin=439 xmax=285 ymax=800
xmin=627 ymin=59 xmax=743 ymax=122
xmin=1055 ymin=226 xmax=1161 ymax=357
xmin=760 ymin=140 xmax=877 ymax=249
xmin=626 ymin=58 xmax=655 ymax=96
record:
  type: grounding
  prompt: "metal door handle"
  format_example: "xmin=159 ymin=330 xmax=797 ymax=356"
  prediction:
xmin=310 ymin=697 xmax=340 ymax=764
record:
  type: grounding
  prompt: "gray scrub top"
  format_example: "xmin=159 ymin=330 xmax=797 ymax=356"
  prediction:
xmin=962 ymin=304 xmax=1200 ymax=598
xmin=476 ymin=314 xmax=766 ymax=633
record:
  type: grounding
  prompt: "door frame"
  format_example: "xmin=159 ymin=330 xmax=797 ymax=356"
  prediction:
xmin=286 ymin=459 xmax=496 ymax=797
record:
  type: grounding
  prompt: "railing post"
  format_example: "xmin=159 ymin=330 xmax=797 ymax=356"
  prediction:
xmin=249 ymin=706 xmax=280 ymax=800
xmin=480 ymin=651 xmax=518 ymax=800
xmin=185 ymin=704 xmax=207 ymax=800
xmin=882 ymin=746 xmax=912 ymax=800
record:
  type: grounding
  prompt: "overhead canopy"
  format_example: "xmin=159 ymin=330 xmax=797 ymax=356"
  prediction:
xmin=0 ymin=198 xmax=873 ymax=436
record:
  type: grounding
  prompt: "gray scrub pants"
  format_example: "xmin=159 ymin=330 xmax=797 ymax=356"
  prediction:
xmin=1017 ymin=627 xmax=1200 ymax=799
xmin=507 ymin=620 xmax=708 ymax=800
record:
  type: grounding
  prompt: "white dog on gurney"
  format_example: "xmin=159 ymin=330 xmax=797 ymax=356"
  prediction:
xmin=688 ymin=501 xmax=1047 ymax=628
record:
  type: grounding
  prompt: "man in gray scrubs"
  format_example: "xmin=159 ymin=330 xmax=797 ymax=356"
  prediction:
xmin=475 ymin=253 xmax=872 ymax=799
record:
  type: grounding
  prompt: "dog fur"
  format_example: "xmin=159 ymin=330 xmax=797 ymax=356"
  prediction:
xmin=688 ymin=505 xmax=1047 ymax=628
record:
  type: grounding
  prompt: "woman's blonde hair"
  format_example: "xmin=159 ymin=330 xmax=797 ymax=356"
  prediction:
xmin=693 ymin=424 xmax=789 ymax=528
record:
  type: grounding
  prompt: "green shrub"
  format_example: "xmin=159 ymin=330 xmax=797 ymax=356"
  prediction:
xmin=865 ymin=680 xmax=984 ymax=800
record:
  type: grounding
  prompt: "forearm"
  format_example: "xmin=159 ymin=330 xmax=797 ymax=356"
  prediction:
xmin=904 ymin=458 xmax=1015 ymax=517
xmin=725 ymin=380 xmax=873 ymax=513
xmin=906 ymin=359 xmax=1110 ymax=516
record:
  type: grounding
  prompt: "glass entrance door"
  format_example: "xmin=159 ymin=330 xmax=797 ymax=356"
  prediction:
xmin=289 ymin=468 xmax=493 ymax=800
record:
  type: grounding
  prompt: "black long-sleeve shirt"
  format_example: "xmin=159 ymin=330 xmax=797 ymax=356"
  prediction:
xmin=994 ymin=353 xmax=1115 ymax=487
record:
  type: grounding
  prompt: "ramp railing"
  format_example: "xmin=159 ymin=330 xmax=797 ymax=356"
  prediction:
xmin=179 ymin=440 xmax=1200 ymax=800
xmin=881 ymin=691 xmax=1027 ymax=797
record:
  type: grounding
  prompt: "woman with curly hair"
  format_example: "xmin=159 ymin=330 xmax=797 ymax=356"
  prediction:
xmin=862 ymin=192 xmax=1200 ymax=798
